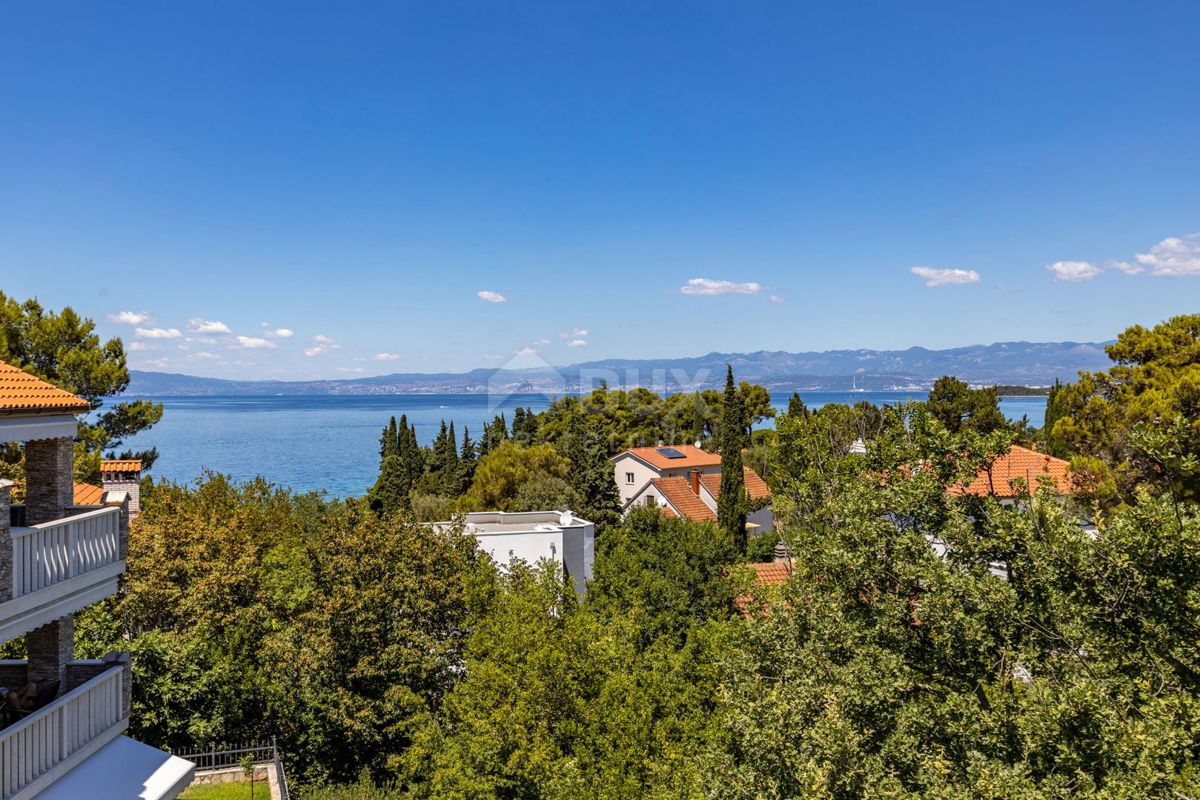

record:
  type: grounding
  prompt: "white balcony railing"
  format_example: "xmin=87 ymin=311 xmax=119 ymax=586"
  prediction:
xmin=0 ymin=666 xmax=126 ymax=798
xmin=9 ymin=507 xmax=121 ymax=599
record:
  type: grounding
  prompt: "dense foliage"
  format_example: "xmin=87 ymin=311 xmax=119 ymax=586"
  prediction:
xmin=0 ymin=292 xmax=162 ymax=482
xmin=58 ymin=314 xmax=1200 ymax=797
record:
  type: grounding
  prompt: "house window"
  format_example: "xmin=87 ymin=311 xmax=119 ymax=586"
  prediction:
xmin=625 ymin=472 xmax=635 ymax=484
xmin=645 ymin=495 xmax=656 ymax=507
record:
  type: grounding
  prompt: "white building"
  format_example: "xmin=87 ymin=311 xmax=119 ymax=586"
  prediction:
xmin=0 ymin=359 xmax=194 ymax=799
xmin=432 ymin=510 xmax=594 ymax=597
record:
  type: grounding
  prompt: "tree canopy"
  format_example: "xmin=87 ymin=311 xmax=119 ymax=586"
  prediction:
xmin=0 ymin=292 xmax=163 ymax=481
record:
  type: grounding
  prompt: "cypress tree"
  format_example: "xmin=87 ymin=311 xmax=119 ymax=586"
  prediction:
xmin=380 ymin=416 xmax=399 ymax=462
xmin=458 ymin=426 xmax=477 ymax=494
xmin=562 ymin=413 xmax=621 ymax=529
xmin=718 ymin=365 xmax=749 ymax=553
xmin=787 ymin=392 xmax=809 ymax=420
xmin=369 ymin=454 xmax=407 ymax=516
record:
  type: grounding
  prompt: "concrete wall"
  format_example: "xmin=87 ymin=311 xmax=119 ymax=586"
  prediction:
xmin=472 ymin=528 xmax=564 ymax=574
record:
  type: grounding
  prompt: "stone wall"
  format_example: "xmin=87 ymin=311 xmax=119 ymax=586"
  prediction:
xmin=24 ymin=437 xmax=73 ymax=525
xmin=27 ymin=616 xmax=74 ymax=686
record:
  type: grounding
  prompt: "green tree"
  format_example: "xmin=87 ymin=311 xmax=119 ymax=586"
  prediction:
xmin=1050 ymin=314 xmax=1200 ymax=505
xmin=560 ymin=413 xmax=621 ymax=528
xmin=0 ymin=292 xmax=163 ymax=481
xmin=717 ymin=366 xmax=748 ymax=552
xmin=460 ymin=441 xmax=570 ymax=511
xmin=926 ymin=374 xmax=1007 ymax=435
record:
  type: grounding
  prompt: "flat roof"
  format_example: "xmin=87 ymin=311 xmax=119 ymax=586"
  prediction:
xmin=433 ymin=510 xmax=591 ymax=535
xmin=37 ymin=735 xmax=194 ymax=800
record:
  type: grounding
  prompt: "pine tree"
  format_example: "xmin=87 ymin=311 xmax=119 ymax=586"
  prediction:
xmin=718 ymin=365 xmax=749 ymax=553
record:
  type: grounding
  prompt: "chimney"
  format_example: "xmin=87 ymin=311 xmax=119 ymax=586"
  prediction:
xmin=773 ymin=541 xmax=793 ymax=571
xmin=689 ymin=470 xmax=700 ymax=495
xmin=100 ymin=460 xmax=142 ymax=518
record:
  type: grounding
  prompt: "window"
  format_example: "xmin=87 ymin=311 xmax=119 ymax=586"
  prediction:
xmin=625 ymin=472 xmax=635 ymax=484
xmin=644 ymin=495 xmax=656 ymax=507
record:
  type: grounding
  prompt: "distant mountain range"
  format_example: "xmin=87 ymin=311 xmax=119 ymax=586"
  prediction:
xmin=126 ymin=341 xmax=1113 ymax=396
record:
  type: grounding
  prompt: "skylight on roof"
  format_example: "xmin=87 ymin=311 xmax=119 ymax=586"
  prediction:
xmin=655 ymin=447 xmax=685 ymax=459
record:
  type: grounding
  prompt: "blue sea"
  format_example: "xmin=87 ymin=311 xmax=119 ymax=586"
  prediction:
xmin=116 ymin=392 xmax=1047 ymax=497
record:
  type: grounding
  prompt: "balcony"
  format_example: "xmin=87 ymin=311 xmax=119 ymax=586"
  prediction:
xmin=0 ymin=507 xmax=125 ymax=644
xmin=0 ymin=660 xmax=128 ymax=799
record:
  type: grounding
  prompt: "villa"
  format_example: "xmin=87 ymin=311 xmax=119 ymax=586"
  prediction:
xmin=612 ymin=445 xmax=773 ymax=531
xmin=0 ymin=359 xmax=194 ymax=799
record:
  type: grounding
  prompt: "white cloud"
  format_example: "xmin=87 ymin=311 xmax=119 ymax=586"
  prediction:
xmin=194 ymin=351 xmax=221 ymax=360
xmin=187 ymin=318 xmax=232 ymax=334
xmin=910 ymin=266 xmax=981 ymax=287
xmin=269 ymin=328 xmax=294 ymax=338
xmin=337 ymin=367 xmax=365 ymax=373
xmin=566 ymin=339 xmax=587 ymax=348
xmin=770 ymin=295 xmax=785 ymax=304
xmin=372 ymin=352 xmax=400 ymax=361
xmin=477 ymin=290 xmax=507 ymax=303
xmin=235 ymin=336 xmax=276 ymax=349
xmin=135 ymin=327 xmax=182 ymax=339
xmin=1135 ymin=233 xmax=1200 ymax=277
xmin=305 ymin=345 xmax=339 ymax=357
xmin=313 ymin=334 xmax=335 ymax=343
xmin=127 ymin=341 xmax=152 ymax=352
xmin=1046 ymin=260 xmax=1103 ymax=282
xmin=1110 ymin=260 xmax=1145 ymax=275
xmin=107 ymin=310 xmax=152 ymax=325
xmin=514 ymin=346 xmax=538 ymax=356
xmin=533 ymin=338 xmax=550 ymax=345
xmin=679 ymin=278 xmax=761 ymax=296
xmin=559 ymin=328 xmax=589 ymax=339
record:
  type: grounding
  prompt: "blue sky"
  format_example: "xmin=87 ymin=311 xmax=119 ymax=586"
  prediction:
xmin=2 ymin=1 xmax=1198 ymax=379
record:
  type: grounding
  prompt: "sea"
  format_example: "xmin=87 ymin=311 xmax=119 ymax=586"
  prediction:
xmin=115 ymin=392 xmax=1048 ymax=497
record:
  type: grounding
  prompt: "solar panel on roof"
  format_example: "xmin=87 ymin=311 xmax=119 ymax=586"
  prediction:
xmin=655 ymin=447 xmax=686 ymax=459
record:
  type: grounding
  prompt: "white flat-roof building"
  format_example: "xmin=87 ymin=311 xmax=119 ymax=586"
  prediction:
xmin=432 ymin=510 xmax=594 ymax=597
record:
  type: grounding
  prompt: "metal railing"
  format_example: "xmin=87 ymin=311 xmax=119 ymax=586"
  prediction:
xmin=9 ymin=506 xmax=121 ymax=598
xmin=175 ymin=738 xmax=289 ymax=798
xmin=0 ymin=666 xmax=125 ymax=798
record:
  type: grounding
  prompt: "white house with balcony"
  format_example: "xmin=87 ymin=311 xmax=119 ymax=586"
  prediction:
xmin=0 ymin=359 xmax=193 ymax=799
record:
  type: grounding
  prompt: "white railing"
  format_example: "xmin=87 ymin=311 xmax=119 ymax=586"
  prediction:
xmin=9 ymin=507 xmax=121 ymax=598
xmin=0 ymin=666 xmax=125 ymax=798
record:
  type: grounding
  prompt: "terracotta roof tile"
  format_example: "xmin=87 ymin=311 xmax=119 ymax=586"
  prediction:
xmin=101 ymin=459 xmax=142 ymax=472
xmin=699 ymin=467 xmax=772 ymax=501
xmin=652 ymin=476 xmax=717 ymax=522
xmin=615 ymin=444 xmax=722 ymax=471
xmin=748 ymin=561 xmax=791 ymax=586
xmin=949 ymin=445 xmax=1072 ymax=498
xmin=73 ymin=482 xmax=104 ymax=505
xmin=0 ymin=359 xmax=90 ymax=413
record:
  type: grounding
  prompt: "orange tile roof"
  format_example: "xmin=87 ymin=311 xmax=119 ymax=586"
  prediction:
xmin=73 ymin=482 xmax=104 ymax=505
xmin=616 ymin=444 xmax=722 ymax=471
xmin=748 ymin=561 xmax=791 ymax=586
xmin=101 ymin=459 xmax=142 ymax=472
xmin=0 ymin=359 xmax=90 ymax=413
xmin=949 ymin=445 xmax=1072 ymax=498
xmin=699 ymin=467 xmax=772 ymax=501
xmin=651 ymin=476 xmax=717 ymax=522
